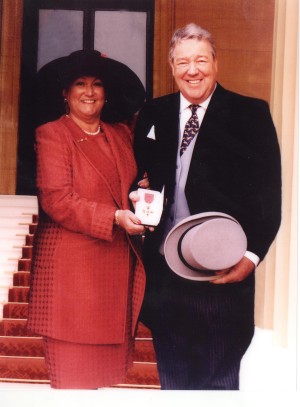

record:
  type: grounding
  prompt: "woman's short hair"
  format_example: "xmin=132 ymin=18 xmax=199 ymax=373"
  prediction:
xmin=169 ymin=23 xmax=216 ymax=61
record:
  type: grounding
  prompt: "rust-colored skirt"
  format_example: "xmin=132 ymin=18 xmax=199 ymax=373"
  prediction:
xmin=43 ymin=334 xmax=134 ymax=389
xmin=43 ymin=259 xmax=134 ymax=389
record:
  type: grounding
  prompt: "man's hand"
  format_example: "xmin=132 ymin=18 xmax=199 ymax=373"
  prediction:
xmin=210 ymin=256 xmax=255 ymax=284
xmin=137 ymin=172 xmax=149 ymax=189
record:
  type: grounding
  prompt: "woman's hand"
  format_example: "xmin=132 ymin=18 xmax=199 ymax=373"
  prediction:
xmin=129 ymin=190 xmax=140 ymax=210
xmin=116 ymin=209 xmax=146 ymax=236
xmin=128 ymin=192 xmax=155 ymax=233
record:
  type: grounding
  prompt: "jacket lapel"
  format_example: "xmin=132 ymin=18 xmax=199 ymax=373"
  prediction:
xmin=102 ymin=122 xmax=137 ymax=210
xmin=64 ymin=118 xmax=123 ymax=208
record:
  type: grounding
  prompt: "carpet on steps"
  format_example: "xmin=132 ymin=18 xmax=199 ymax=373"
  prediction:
xmin=0 ymin=335 xmax=156 ymax=362
xmin=9 ymin=287 xmax=29 ymax=303
xmin=0 ymin=336 xmax=45 ymax=357
xmin=13 ymin=272 xmax=31 ymax=287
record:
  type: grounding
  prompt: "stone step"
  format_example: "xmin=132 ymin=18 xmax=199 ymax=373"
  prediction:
xmin=0 ymin=225 xmax=32 ymax=237
xmin=0 ymin=215 xmax=33 ymax=226
xmin=0 ymin=195 xmax=38 ymax=208
xmin=0 ymin=248 xmax=22 ymax=262
xmin=0 ymin=236 xmax=27 ymax=249
xmin=12 ymin=234 xmax=35 ymax=246
xmin=0 ymin=270 xmax=18 ymax=290
xmin=0 ymin=224 xmax=37 ymax=239
xmin=1 ymin=259 xmax=32 ymax=274
xmin=9 ymin=246 xmax=33 ymax=260
xmin=0 ymin=262 xmax=18 ymax=273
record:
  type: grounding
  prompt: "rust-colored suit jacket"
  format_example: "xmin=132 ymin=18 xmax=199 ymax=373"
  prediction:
xmin=28 ymin=115 xmax=145 ymax=345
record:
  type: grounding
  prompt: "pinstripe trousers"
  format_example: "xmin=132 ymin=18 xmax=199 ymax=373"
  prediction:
xmin=140 ymin=253 xmax=255 ymax=390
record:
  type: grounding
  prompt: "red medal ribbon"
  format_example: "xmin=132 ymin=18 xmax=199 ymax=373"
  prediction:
xmin=144 ymin=193 xmax=154 ymax=204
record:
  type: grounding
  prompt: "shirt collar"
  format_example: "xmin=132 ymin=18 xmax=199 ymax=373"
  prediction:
xmin=179 ymin=84 xmax=216 ymax=114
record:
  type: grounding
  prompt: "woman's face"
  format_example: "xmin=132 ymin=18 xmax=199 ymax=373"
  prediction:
xmin=63 ymin=76 xmax=105 ymax=122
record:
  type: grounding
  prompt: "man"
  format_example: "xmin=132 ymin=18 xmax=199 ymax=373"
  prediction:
xmin=133 ymin=23 xmax=281 ymax=390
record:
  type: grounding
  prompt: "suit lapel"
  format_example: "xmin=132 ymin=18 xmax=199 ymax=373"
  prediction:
xmin=64 ymin=117 xmax=123 ymax=208
xmin=200 ymin=84 xmax=230 ymax=131
xmin=160 ymin=93 xmax=181 ymax=169
xmin=192 ymin=84 xmax=231 ymax=152
xmin=102 ymin=122 xmax=136 ymax=209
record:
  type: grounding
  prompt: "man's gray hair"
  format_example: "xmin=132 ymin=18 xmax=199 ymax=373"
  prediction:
xmin=169 ymin=23 xmax=216 ymax=61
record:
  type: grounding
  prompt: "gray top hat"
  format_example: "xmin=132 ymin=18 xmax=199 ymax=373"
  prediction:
xmin=164 ymin=212 xmax=247 ymax=281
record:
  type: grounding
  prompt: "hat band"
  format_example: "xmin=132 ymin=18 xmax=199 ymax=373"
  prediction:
xmin=177 ymin=226 xmax=216 ymax=275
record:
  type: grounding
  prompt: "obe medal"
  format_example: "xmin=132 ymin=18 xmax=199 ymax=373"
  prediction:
xmin=135 ymin=188 xmax=164 ymax=226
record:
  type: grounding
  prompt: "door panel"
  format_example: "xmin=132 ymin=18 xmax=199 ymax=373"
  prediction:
xmin=38 ymin=9 xmax=84 ymax=70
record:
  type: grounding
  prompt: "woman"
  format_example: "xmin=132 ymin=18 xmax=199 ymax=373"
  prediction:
xmin=28 ymin=50 xmax=147 ymax=389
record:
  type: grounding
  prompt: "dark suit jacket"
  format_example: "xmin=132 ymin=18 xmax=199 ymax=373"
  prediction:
xmin=134 ymin=83 xmax=281 ymax=262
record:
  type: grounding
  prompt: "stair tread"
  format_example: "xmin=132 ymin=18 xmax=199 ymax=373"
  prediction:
xmin=0 ymin=318 xmax=32 ymax=337
xmin=0 ymin=378 xmax=50 ymax=384
xmin=0 ymin=354 xmax=49 ymax=381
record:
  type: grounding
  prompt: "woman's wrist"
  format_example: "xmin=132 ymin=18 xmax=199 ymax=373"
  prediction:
xmin=114 ymin=209 xmax=120 ymax=226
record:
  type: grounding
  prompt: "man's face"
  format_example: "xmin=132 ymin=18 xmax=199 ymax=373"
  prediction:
xmin=170 ymin=38 xmax=218 ymax=104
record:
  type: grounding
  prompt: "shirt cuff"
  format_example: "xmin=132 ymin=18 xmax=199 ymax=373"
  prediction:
xmin=244 ymin=251 xmax=260 ymax=267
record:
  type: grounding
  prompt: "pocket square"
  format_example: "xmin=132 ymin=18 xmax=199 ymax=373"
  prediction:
xmin=146 ymin=125 xmax=156 ymax=140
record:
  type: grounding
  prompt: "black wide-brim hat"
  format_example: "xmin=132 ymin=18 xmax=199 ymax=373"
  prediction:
xmin=35 ymin=50 xmax=146 ymax=126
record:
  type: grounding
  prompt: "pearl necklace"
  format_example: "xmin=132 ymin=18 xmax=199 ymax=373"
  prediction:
xmin=65 ymin=115 xmax=102 ymax=136
xmin=82 ymin=126 xmax=102 ymax=136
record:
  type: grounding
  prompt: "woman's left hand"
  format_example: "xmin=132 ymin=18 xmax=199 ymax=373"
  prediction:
xmin=127 ymin=193 xmax=155 ymax=233
xmin=129 ymin=190 xmax=140 ymax=210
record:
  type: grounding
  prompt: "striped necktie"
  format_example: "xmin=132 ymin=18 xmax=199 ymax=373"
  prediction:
xmin=180 ymin=104 xmax=200 ymax=156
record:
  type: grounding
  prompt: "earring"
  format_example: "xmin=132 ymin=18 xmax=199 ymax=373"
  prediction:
xmin=64 ymin=98 xmax=70 ymax=114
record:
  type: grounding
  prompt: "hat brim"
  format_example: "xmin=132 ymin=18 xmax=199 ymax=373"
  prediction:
xmin=164 ymin=212 xmax=247 ymax=281
xmin=34 ymin=51 xmax=145 ymax=126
